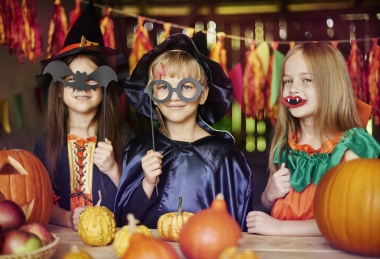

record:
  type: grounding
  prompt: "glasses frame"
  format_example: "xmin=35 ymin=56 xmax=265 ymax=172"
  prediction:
xmin=144 ymin=77 xmax=205 ymax=103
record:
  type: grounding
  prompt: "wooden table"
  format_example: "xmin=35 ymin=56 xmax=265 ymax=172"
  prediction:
xmin=47 ymin=224 xmax=378 ymax=259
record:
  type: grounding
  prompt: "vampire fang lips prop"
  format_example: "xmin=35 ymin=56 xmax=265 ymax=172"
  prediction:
xmin=281 ymin=96 xmax=306 ymax=108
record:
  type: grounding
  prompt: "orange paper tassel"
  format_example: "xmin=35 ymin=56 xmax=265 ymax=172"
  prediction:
xmin=158 ymin=22 xmax=171 ymax=43
xmin=128 ymin=16 xmax=152 ymax=74
xmin=99 ymin=6 xmax=115 ymax=48
xmin=347 ymin=40 xmax=368 ymax=103
xmin=243 ymin=41 xmax=266 ymax=119
xmin=210 ymin=32 xmax=228 ymax=75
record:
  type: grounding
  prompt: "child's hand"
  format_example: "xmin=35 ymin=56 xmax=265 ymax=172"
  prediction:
xmin=94 ymin=138 xmax=117 ymax=175
xmin=72 ymin=206 xmax=88 ymax=231
xmin=141 ymin=150 xmax=163 ymax=197
xmin=246 ymin=211 xmax=281 ymax=235
xmin=265 ymin=163 xmax=291 ymax=202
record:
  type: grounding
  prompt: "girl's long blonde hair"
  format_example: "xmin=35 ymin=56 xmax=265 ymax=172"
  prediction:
xmin=268 ymin=42 xmax=362 ymax=174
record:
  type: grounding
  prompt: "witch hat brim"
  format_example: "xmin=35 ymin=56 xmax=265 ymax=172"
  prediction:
xmin=35 ymin=0 xmax=128 ymax=96
xmin=124 ymin=33 xmax=233 ymax=125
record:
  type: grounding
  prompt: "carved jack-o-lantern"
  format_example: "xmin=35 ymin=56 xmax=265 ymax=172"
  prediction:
xmin=0 ymin=148 xmax=53 ymax=225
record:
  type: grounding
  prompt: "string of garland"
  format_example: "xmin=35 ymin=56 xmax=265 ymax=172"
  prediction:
xmin=83 ymin=0 xmax=380 ymax=44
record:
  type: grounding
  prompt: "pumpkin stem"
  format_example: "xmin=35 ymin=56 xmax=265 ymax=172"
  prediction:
xmin=216 ymin=193 xmax=224 ymax=200
xmin=96 ymin=190 xmax=102 ymax=206
xmin=177 ymin=196 xmax=182 ymax=216
xmin=127 ymin=213 xmax=140 ymax=234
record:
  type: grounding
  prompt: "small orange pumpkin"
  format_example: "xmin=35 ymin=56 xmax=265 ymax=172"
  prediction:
xmin=0 ymin=148 xmax=53 ymax=225
xmin=121 ymin=214 xmax=179 ymax=259
xmin=157 ymin=196 xmax=194 ymax=241
xmin=315 ymin=158 xmax=380 ymax=257
xmin=113 ymin=223 xmax=153 ymax=257
xmin=179 ymin=193 xmax=242 ymax=259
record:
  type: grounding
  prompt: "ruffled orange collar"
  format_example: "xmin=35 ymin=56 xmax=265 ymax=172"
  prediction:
xmin=288 ymin=131 xmax=343 ymax=155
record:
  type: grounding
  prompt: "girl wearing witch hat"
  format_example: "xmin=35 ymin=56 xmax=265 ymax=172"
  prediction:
xmin=34 ymin=1 xmax=133 ymax=230
xmin=115 ymin=33 xmax=253 ymax=231
xmin=246 ymin=42 xmax=380 ymax=236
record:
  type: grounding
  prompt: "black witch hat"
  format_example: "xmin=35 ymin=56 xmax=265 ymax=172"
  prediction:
xmin=36 ymin=0 xmax=128 ymax=96
xmin=124 ymin=33 xmax=233 ymax=126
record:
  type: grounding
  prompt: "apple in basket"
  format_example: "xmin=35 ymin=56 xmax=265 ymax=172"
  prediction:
xmin=0 ymin=225 xmax=3 ymax=249
xmin=1 ymin=229 xmax=42 ymax=255
xmin=19 ymin=222 xmax=54 ymax=246
xmin=0 ymin=200 xmax=26 ymax=232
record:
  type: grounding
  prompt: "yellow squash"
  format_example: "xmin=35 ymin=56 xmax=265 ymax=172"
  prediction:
xmin=157 ymin=196 xmax=194 ymax=241
xmin=78 ymin=190 xmax=116 ymax=246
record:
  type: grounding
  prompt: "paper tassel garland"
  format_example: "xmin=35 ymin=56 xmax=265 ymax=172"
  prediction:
xmin=46 ymin=0 xmax=68 ymax=58
xmin=69 ymin=0 xmax=81 ymax=29
xmin=2 ymin=0 xmax=22 ymax=59
xmin=243 ymin=42 xmax=266 ymax=119
xmin=210 ymin=32 xmax=228 ymax=75
xmin=128 ymin=16 xmax=152 ymax=74
xmin=228 ymin=63 xmax=244 ymax=108
xmin=348 ymin=40 xmax=368 ymax=103
xmin=367 ymin=39 xmax=380 ymax=125
xmin=20 ymin=0 xmax=43 ymax=62
xmin=99 ymin=6 xmax=115 ymax=48
xmin=159 ymin=22 xmax=171 ymax=44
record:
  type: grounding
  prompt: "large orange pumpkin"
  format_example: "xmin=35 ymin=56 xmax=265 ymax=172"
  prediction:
xmin=0 ymin=148 xmax=53 ymax=225
xmin=179 ymin=193 xmax=242 ymax=259
xmin=314 ymin=158 xmax=380 ymax=257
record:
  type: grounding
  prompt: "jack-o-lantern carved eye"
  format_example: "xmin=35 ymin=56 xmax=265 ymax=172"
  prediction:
xmin=0 ymin=156 xmax=28 ymax=175
xmin=0 ymin=155 xmax=33 ymax=219
xmin=0 ymin=149 xmax=53 ymax=225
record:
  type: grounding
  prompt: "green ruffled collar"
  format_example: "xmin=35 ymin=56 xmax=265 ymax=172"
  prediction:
xmin=274 ymin=128 xmax=380 ymax=192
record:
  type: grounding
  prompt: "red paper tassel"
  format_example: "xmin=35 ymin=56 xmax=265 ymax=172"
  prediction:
xmin=99 ymin=6 xmax=115 ymax=48
xmin=128 ymin=16 xmax=152 ymax=74
xmin=46 ymin=0 xmax=68 ymax=58
xmin=2 ymin=0 xmax=22 ymax=57
xmin=19 ymin=0 xmax=43 ymax=63
xmin=367 ymin=38 xmax=380 ymax=125
xmin=243 ymin=41 xmax=266 ymax=119
xmin=210 ymin=32 xmax=228 ymax=75
xmin=69 ymin=0 xmax=81 ymax=29
xmin=347 ymin=40 xmax=368 ymax=103
xmin=228 ymin=63 xmax=244 ymax=108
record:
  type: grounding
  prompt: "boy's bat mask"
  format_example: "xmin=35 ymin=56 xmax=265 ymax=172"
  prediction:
xmin=42 ymin=60 xmax=117 ymax=91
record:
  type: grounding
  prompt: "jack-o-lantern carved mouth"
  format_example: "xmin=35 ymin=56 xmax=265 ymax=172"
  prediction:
xmin=281 ymin=96 xmax=307 ymax=108
xmin=0 ymin=156 xmax=35 ymax=219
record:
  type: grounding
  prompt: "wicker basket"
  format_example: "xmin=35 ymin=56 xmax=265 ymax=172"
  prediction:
xmin=0 ymin=234 xmax=59 ymax=259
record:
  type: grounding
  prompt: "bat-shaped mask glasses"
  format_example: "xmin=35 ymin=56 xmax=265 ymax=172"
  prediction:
xmin=42 ymin=60 xmax=118 ymax=140
xmin=42 ymin=60 xmax=117 ymax=92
